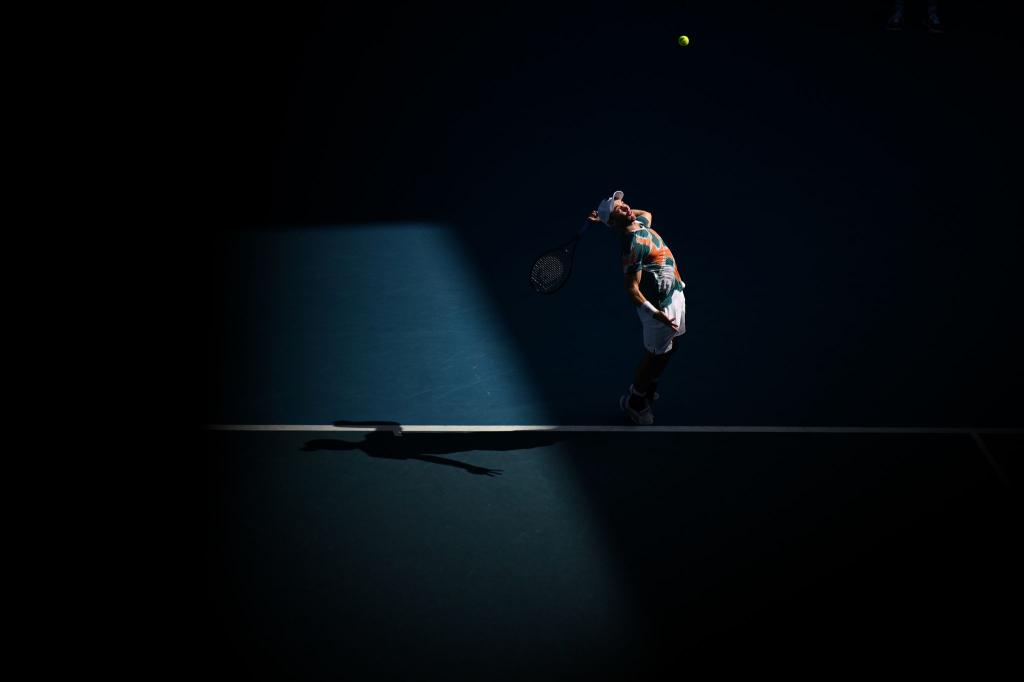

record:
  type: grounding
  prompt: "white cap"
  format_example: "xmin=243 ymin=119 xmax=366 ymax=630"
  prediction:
xmin=597 ymin=190 xmax=625 ymax=224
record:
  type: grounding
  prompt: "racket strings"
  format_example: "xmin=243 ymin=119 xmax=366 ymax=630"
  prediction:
xmin=530 ymin=253 xmax=568 ymax=293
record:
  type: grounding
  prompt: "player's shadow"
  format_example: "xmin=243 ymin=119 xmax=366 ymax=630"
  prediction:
xmin=300 ymin=421 xmax=568 ymax=476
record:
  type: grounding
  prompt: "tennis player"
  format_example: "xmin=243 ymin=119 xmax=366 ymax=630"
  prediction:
xmin=588 ymin=190 xmax=685 ymax=425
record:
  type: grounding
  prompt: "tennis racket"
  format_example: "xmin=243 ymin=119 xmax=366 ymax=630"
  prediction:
xmin=529 ymin=220 xmax=591 ymax=294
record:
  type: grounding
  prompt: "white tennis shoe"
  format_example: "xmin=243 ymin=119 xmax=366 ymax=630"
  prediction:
xmin=620 ymin=393 xmax=654 ymax=426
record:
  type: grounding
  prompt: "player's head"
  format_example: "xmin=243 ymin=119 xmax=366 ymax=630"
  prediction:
xmin=597 ymin=190 xmax=632 ymax=230
xmin=606 ymin=201 xmax=634 ymax=230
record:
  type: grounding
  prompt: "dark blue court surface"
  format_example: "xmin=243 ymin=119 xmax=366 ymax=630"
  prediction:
xmin=200 ymin=1 xmax=1022 ymax=677
xmin=205 ymin=429 xmax=1019 ymax=678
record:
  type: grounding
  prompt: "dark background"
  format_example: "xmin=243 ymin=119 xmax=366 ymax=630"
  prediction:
xmin=196 ymin=1 xmax=1021 ymax=678
xmin=202 ymin=0 xmax=1023 ymax=428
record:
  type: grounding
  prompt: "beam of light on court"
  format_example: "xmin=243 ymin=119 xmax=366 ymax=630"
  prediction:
xmin=210 ymin=223 xmax=639 ymax=674
xmin=215 ymin=224 xmax=559 ymax=424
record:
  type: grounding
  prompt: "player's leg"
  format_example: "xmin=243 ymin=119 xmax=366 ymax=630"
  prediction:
xmin=642 ymin=290 xmax=685 ymax=402
xmin=621 ymin=349 xmax=661 ymax=424
xmin=629 ymin=352 xmax=659 ymax=410
xmin=630 ymin=340 xmax=677 ymax=410
xmin=646 ymin=334 xmax=681 ymax=401
xmin=624 ymin=292 xmax=684 ymax=423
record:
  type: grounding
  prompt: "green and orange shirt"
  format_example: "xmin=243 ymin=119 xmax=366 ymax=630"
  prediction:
xmin=621 ymin=215 xmax=685 ymax=309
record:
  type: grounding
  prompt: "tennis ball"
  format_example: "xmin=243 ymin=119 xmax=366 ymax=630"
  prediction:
xmin=678 ymin=35 xmax=689 ymax=46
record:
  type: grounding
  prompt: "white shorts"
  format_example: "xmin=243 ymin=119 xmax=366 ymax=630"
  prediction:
xmin=636 ymin=288 xmax=686 ymax=355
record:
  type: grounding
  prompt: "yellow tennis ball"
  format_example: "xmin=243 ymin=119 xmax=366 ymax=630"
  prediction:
xmin=678 ymin=35 xmax=689 ymax=46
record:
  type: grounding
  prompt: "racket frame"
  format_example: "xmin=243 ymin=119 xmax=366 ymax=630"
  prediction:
xmin=528 ymin=220 xmax=592 ymax=294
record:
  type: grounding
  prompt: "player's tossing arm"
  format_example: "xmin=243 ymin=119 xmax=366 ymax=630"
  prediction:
xmin=624 ymin=271 xmax=678 ymax=330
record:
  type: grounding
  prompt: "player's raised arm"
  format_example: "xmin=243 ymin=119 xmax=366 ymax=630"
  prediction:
xmin=630 ymin=209 xmax=652 ymax=226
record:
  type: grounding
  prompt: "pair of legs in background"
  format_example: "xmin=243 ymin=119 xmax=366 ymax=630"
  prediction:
xmin=888 ymin=1 xmax=943 ymax=32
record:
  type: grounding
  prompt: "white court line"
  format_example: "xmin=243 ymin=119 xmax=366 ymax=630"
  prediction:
xmin=207 ymin=424 xmax=1019 ymax=484
xmin=207 ymin=424 xmax=1024 ymax=435
xmin=971 ymin=432 xmax=1013 ymax=487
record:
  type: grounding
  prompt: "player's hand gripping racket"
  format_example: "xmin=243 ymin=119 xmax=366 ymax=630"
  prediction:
xmin=529 ymin=219 xmax=593 ymax=294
